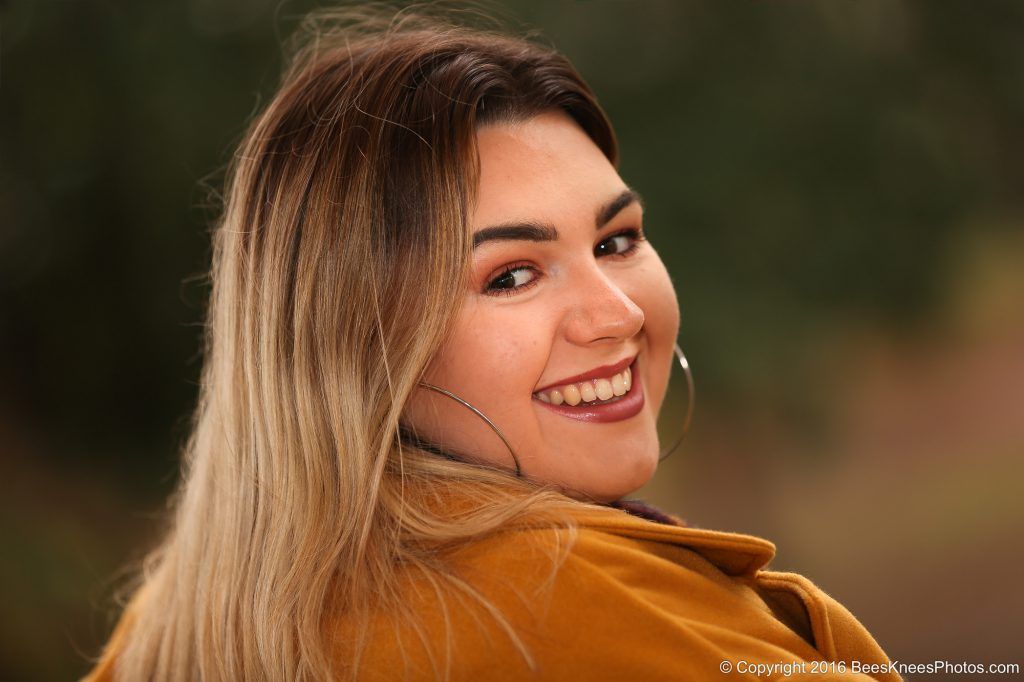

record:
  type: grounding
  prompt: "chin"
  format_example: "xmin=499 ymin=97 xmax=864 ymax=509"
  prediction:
xmin=584 ymin=447 xmax=659 ymax=503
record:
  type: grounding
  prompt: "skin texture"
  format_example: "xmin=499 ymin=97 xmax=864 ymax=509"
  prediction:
xmin=404 ymin=110 xmax=680 ymax=502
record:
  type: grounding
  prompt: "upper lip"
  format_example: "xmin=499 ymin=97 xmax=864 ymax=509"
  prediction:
xmin=534 ymin=354 xmax=637 ymax=394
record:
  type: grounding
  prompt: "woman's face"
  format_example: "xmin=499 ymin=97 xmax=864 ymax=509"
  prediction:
xmin=404 ymin=110 xmax=680 ymax=502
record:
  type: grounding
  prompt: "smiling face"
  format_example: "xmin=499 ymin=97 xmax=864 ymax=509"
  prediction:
xmin=402 ymin=110 xmax=680 ymax=502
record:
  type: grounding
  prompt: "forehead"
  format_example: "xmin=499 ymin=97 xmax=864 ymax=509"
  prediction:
xmin=472 ymin=111 xmax=623 ymax=229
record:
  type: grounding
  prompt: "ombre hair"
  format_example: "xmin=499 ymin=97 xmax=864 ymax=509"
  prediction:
xmin=99 ymin=5 xmax=620 ymax=680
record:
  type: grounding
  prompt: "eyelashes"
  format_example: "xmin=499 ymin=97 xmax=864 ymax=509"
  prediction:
xmin=484 ymin=262 xmax=541 ymax=298
xmin=483 ymin=228 xmax=647 ymax=298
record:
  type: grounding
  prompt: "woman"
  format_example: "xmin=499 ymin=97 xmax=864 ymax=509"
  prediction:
xmin=85 ymin=7 xmax=899 ymax=681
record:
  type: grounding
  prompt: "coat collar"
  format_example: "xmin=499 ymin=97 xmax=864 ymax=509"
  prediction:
xmin=572 ymin=498 xmax=778 ymax=577
xmin=414 ymin=483 xmax=777 ymax=577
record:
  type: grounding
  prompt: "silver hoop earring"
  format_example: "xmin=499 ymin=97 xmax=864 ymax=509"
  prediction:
xmin=414 ymin=382 xmax=523 ymax=478
xmin=658 ymin=343 xmax=695 ymax=463
xmin=655 ymin=339 xmax=696 ymax=462
xmin=412 ymin=344 xmax=691 ymax=477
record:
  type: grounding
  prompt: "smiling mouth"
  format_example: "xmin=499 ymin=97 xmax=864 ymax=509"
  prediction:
xmin=533 ymin=365 xmax=633 ymax=406
xmin=531 ymin=358 xmax=645 ymax=424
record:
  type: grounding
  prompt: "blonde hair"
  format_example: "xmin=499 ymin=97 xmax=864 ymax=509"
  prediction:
xmin=100 ymin=5 xmax=620 ymax=680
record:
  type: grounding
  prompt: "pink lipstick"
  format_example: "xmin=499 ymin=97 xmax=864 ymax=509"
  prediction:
xmin=532 ymin=358 xmax=644 ymax=423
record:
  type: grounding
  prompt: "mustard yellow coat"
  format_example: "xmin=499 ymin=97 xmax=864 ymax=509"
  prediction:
xmin=86 ymin=499 xmax=900 ymax=681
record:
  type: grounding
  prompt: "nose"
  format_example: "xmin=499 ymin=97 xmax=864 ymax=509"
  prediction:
xmin=561 ymin=264 xmax=645 ymax=346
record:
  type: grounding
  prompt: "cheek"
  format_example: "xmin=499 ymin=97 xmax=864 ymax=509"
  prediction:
xmin=412 ymin=304 xmax=553 ymax=442
xmin=646 ymin=259 xmax=680 ymax=339
xmin=436 ymin=309 xmax=546 ymax=393
xmin=632 ymin=256 xmax=680 ymax=410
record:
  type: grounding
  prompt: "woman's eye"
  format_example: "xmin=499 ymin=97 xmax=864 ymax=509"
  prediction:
xmin=595 ymin=229 xmax=644 ymax=258
xmin=485 ymin=265 xmax=538 ymax=297
xmin=483 ymin=229 xmax=645 ymax=298
xmin=595 ymin=228 xmax=645 ymax=258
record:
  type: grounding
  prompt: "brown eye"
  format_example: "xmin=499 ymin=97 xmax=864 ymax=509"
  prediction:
xmin=595 ymin=228 xmax=646 ymax=258
xmin=485 ymin=264 xmax=539 ymax=297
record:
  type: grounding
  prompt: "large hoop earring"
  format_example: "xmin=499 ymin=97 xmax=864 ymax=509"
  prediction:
xmin=413 ymin=382 xmax=523 ymax=478
xmin=411 ymin=344 xmax=692 ymax=477
xmin=658 ymin=343 xmax=695 ymax=463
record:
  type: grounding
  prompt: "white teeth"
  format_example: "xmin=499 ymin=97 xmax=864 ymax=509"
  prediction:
xmin=534 ymin=366 xmax=635 ymax=407
xmin=579 ymin=382 xmax=597 ymax=402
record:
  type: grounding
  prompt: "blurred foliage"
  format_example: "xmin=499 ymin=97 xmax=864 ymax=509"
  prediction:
xmin=1 ymin=1 xmax=1022 ymax=679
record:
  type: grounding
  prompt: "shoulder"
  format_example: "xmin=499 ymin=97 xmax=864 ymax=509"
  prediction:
xmin=344 ymin=514 xmax=794 ymax=681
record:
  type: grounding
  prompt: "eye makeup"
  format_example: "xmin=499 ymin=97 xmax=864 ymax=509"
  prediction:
xmin=481 ymin=227 xmax=647 ymax=297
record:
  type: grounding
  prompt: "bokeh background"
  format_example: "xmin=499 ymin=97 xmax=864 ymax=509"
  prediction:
xmin=2 ymin=1 xmax=1022 ymax=679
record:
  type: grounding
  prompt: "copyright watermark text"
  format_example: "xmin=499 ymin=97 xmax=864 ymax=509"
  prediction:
xmin=718 ymin=659 xmax=1021 ymax=676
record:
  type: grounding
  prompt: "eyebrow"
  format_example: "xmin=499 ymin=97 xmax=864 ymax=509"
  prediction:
xmin=472 ymin=188 xmax=643 ymax=249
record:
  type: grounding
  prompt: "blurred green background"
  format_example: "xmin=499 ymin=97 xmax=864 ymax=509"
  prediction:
xmin=2 ymin=1 xmax=1023 ymax=679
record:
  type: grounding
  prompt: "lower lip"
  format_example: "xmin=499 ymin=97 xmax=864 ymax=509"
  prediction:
xmin=532 ymin=359 xmax=645 ymax=423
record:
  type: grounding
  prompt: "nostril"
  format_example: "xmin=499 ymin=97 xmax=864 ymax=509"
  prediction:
xmin=565 ymin=289 xmax=644 ymax=346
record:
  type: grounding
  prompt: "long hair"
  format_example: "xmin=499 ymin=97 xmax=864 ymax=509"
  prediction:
xmin=103 ymin=6 xmax=619 ymax=680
